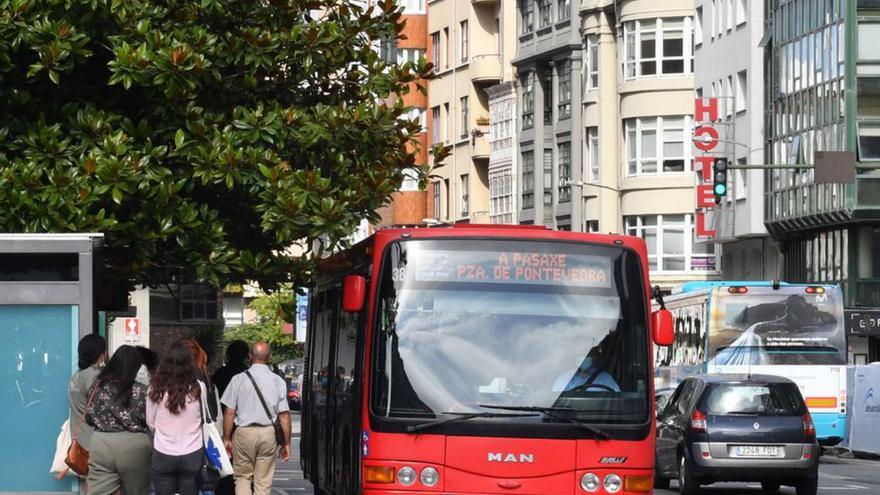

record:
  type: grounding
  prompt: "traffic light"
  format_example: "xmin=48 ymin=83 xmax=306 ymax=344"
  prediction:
xmin=713 ymin=158 xmax=728 ymax=204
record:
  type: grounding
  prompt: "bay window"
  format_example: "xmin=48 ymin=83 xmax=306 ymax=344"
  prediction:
xmin=586 ymin=127 xmax=599 ymax=182
xmin=585 ymin=35 xmax=599 ymax=90
xmin=625 ymin=116 xmax=692 ymax=176
xmin=557 ymin=142 xmax=571 ymax=203
xmin=521 ymin=74 xmax=534 ymax=129
xmin=558 ymin=60 xmax=571 ymax=120
xmin=623 ymin=18 xmax=693 ymax=80
xmin=625 ymin=214 xmax=718 ymax=273
xmin=521 ymin=151 xmax=535 ymax=209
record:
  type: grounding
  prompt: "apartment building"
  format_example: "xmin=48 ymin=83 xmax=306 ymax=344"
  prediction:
xmin=693 ymin=0 xmax=779 ymax=279
xmin=525 ymin=0 xmax=714 ymax=290
xmin=513 ymin=0 xmax=583 ymax=230
xmin=427 ymin=0 xmax=516 ymax=223
xmin=374 ymin=0 xmax=431 ymax=227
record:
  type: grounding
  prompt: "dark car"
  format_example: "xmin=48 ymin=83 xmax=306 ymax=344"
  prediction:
xmin=654 ymin=374 xmax=819 ymax=495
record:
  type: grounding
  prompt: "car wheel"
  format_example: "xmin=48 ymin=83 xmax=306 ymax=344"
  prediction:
xmin=761 ymin=481 xmax=780 ymax=493
xmin=678 ymin=454 xmax=700 ymax=495
xmin=654 ymin=468 xmax=670 ymax=490
xmin=795 ymin=477 xmax=818 ymax=495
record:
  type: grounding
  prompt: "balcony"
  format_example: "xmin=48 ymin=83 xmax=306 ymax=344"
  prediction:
xmin=470 ymin=126 xmax=490 ymax=161
xmin=470 ymin=54 xmax=501 ymax=85
xmin=471 ymin=0 xmax=498 ymax=6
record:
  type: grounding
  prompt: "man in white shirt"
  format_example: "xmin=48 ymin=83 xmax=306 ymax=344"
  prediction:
xmin=221 ymin=342 xmax=291 ymax=495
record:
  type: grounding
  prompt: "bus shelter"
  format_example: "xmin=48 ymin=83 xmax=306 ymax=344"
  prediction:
xmin=0 ymin=234 xmax=102 ymax=492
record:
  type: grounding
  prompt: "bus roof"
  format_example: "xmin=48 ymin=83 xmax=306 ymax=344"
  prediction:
xmin=676 ymin=280 xmax=839 ymax=294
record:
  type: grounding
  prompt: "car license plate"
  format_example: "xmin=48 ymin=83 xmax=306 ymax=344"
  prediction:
xmin=734 ymin=445 xmax=779 ymax=457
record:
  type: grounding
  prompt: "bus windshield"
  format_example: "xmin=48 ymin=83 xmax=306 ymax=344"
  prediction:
xmin=708 ymin=288 xmax=846 ymax=366
xmin=370 ymin=239 xmax=651 ymax=427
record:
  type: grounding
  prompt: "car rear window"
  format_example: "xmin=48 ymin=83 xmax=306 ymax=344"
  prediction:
xmin=701 ymin=383 xmax=805 ymax=416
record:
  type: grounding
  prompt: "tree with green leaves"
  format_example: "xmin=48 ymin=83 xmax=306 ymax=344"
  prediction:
xmin=223 ymin=289 xmax=300 ymax=362
xmin=0 ymin=0 xmax=442 ymax=291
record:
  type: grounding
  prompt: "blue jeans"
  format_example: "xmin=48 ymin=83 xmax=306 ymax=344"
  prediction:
xmin=151 ymin=448 xmax=203 ymax=495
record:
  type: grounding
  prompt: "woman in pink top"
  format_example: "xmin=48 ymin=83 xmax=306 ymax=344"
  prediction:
xmin=147 ymin=343 xmax=204 ymax=495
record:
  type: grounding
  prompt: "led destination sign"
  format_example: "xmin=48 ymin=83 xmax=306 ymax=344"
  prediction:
xmin=413 ymin=250 xmax=612 ymax=288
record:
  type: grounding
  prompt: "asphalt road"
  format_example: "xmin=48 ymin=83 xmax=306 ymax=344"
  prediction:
xmin=654 ymin=455 xmax=880 ymax=494
xmin=273 ymin=415 xmax=880 ymax=494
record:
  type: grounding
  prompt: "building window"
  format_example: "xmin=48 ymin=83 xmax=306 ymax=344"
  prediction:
xmin=460 ymin=96 xmax=469 ymax=139
xmin=521 ymin=74 xmax=534 ymax=129
xmin=586 ymin=127 xmax=599 ymax=182
xmin=735 ymin=70 xmax=746 ymax=113
xmin=557 ymin=60 xmax=571 ymax=120
xmin=490 ymin=171 xmax=515 ymax=224
xmin=460 ymin=174 xmax=469 ymax=217
xmin=543 ymin=149 xmax=553 ymax=206
xmin=460 ymin=20 xmax=468 ymax=63
xmin=735 ymin=0 xmax=745 ymax=26
xmin=695 ymin=7 xmax=703 ymax=46
xmin=443 ymin=27 xmax=450 ymax=69
xmin=557 ymin=142 xmax=571 ymax=203
xmin=522 ymin=151 xmax=534 ymax=208
xmin=396 ymin=48 xmax=426 ymax=65
xmin=443 ymin=102 xmax=450 ymax=142
xmin=725 ymin=0 xmax=733 ymax=31
xmin=624 ymin=215 xmax=717 ymax=273
xmin=397 ymin=0 xmax=425 ymax=14
xmin=180 ymin=284 xmax=218 ymax=321
xmin=585 ymin=220 xmax=599 ymax=233
xmin=623 ymin=18 xmax=692 ymax=80
xmin=443 ymin=178 xmax=450 ymax=219
xmin=431 ymin=32 xmax=440 ymax=72
xmin=431 ymin=106 xmax=441 ymax=143
xmin=538 ymin=0 xmax=552 ymax=29
xmin=557 ymin=0 xmax=569 ymax=22
xmin=585 ymin=35 xmax=599 ymax=90
xmin=542 ymin=71 xmax=553 ymax=125
xmin=520 ymin=0 xmax=534 ymax=34
xmin=625 ymin=116 xmax=692 ymax=176
xmin=433 ymin=182 xmax=441 ymax=219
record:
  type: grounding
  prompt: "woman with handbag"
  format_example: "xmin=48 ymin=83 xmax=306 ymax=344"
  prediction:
xmin=55 ymin=334 xmax=107 ymax=480
xmin=86 ymin=345 xmax=152 ymax=495
xmin=147 ymin=342 xmax=206 ymax=495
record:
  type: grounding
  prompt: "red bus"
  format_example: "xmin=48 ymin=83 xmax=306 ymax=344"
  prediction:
xmin=302 ymin=225 xmax=673 ymax=495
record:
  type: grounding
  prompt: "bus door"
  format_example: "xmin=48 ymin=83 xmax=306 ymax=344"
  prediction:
xmin=330 ymin=297 xmax=365 ymax=494
xmin=306 ymin=287 xmax=340 ymax=490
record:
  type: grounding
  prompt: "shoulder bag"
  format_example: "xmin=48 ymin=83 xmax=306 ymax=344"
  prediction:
xmin=244 ymin=371 xmax=286 ymax=446
xmin=196 ymin=383 xmax=222 ymax=491
xmin=65 ymin=383 xmax=99 ymax=476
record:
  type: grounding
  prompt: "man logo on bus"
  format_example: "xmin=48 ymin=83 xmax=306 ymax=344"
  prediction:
xmin=488 ymin=453 xmax=534 ymax=463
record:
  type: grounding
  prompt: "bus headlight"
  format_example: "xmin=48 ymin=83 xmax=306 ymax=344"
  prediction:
xmin=397 ymin=466 xmax=417 ymax=486
xmin=580 ymin=472 xmax=600 ymax=492
xmin=420 ymin=467 xmax=440 ymax=487
xmin=603 ymin=473 xmax=622 ymax=493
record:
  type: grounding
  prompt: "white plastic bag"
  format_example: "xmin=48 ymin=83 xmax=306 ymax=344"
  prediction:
xmin=199 ymin=382 xmax=234 ymax=477
xmin=50 ymin=419 xmax=71 ymax=475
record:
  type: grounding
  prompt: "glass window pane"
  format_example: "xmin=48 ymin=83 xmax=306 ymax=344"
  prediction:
xmin=665 ymin=228 xmax=685 ymax=254
xmin=642 ymin=129 xmax=657 ymax=158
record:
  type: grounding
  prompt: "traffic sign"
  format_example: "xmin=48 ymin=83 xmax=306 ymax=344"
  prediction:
xmin=124 ymin=318 xmax=140 ymax=342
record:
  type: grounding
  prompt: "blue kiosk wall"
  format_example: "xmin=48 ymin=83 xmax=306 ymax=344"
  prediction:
xmin=0 ymin=233 xmax=102 ymax=493
xmin=0 ymin=306 xmax=78 ymax=491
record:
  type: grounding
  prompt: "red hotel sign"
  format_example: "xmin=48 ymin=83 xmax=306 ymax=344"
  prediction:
xmin=694 ymin=97 xmax=719 ymax=238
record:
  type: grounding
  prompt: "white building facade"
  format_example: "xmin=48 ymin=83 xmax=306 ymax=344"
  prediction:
xmin=692 ymin=0 xmax=779 ymax=281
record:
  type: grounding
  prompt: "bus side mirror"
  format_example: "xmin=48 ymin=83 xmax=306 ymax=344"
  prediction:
xmin=342 ymin=275 xmax=366 ymax=313
xmin=652 ymin=309 xmax=674 ymax=346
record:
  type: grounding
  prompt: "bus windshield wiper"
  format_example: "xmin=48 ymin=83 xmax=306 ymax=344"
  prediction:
xmin=478 ymin=404 xmax=610 ymax=439
xmin=405 ymin=411 xmax=538 ymax=434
